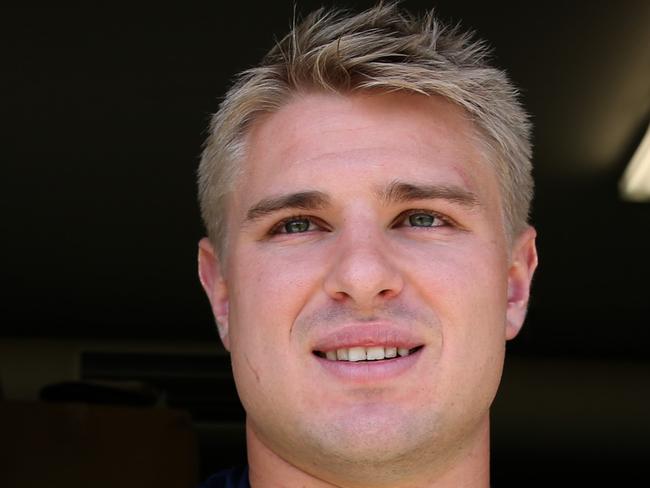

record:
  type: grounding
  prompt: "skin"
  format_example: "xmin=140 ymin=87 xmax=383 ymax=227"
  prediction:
xmin=198 ymin=91 xmax=538 ymax=487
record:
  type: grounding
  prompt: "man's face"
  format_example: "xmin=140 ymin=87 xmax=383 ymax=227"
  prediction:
xmin=199 ymin=91 xmax=536 ymax=479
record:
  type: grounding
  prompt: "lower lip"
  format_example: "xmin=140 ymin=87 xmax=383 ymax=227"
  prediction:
xmin=314 ymin=347 xmax=423 ymax=383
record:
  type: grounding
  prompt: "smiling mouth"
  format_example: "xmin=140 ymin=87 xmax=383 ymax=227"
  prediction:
xmin=314 ymin=345 xmax=424 ymax=362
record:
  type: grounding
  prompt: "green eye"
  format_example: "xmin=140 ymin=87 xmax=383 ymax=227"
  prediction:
xmin=284 ymin=218 xmax=311 ymax=233
xmin=408 ymin=213 xmax=436 ymax=227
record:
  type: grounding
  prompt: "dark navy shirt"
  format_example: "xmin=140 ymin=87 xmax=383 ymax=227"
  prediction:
xmin=197 ymin=466 xmax=250 ymax=488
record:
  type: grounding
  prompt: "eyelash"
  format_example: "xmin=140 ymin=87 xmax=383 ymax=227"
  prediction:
xmin=268 ymin=209 xmax=454 ymax=236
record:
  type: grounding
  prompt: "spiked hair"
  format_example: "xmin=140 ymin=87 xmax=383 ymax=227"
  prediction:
xmin=198 ymin=2 xmax=533 ymax=255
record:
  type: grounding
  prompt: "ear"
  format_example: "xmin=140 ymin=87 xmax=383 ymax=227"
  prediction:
xmin=198 ymin=237 xmax=231 ymax=350
xmin=505 ymin=226 xmax=538 ymax=340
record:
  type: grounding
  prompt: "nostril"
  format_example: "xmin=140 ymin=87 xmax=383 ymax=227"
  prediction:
xmin=331 ymin=291 xmax=350 ymax=302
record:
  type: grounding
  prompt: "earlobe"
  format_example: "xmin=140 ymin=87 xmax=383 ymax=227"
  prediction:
xmin=505 ymin=226 xmax=538 ymax=340
xmin=198 ymin=237 xmax=231 ymax=350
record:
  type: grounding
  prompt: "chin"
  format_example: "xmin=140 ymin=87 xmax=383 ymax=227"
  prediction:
xmin=304 ymin=402 xmax=443 ymax=465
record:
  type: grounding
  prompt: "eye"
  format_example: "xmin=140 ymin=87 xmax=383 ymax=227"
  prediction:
xmin=283 ymin=218 xmax=311 ymax=233
xmin=270 ymin=216 xmax=323 ymax=235
xmin=394 ymin=210 xmax=448 ymax=229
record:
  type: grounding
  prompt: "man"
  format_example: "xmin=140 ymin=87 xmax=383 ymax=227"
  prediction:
xmin=197 ymin=3 xmax=538 ymax=487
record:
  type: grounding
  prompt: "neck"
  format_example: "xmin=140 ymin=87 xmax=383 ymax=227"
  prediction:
xmin=245 ymin=416 xmax=491 ymax=488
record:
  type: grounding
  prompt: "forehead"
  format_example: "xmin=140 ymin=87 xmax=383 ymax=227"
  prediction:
xmin=232 ymin=91 xmax=498 ymax=212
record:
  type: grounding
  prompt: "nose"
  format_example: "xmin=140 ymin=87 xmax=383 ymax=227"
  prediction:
xmin=323 ymin=226 xmax=404 ymax=311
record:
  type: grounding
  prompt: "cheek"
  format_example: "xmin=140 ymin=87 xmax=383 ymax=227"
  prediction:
xmin=226 ymin=245 xmax=326 ymax=373
xmin=226 ymin=247 xmax=329 ymax=423
xmin=405 ymin=243 xmax=509 ymax=415
xmin=403 ymin=241 xmax=508 ymax=361
xmin=229 ymin=246 xmax=323 ymax=326
xmin=406 ymin=241 xmax=507 ymax=310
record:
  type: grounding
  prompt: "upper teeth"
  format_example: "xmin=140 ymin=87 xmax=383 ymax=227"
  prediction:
xmin=323 ymin=346 xmax=411 ymax=362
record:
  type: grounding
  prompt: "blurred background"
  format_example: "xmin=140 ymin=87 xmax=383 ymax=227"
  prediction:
xmin=1 ymin=1 xmax=649 ymax=486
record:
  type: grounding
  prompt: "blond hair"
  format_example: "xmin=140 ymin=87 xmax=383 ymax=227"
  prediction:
xmin=198 ymin=2 xmax=533 ymax=255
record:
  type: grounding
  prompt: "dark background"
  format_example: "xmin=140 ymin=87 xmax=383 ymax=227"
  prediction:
xmin=2 ymin=1 xmax=649 ymax=485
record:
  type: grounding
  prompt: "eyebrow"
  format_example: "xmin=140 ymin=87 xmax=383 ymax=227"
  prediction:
xmin=378 ymin=180 xmax=480 ymax=208
xmin=245 ymin=190 xmax=330 ymax=222
xmin=244 ymin=180 xmax=479 ymax=223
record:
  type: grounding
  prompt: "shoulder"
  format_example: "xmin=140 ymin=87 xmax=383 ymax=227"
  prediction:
xmin=197 ymin=466 xmax=249 ymax=488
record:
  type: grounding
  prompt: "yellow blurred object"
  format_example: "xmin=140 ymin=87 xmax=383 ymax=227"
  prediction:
xmin=620 ymin=122 xmax=650 ymax=201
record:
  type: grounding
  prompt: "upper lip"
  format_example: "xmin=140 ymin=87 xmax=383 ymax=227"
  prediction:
xmin=310 ymin=323 xmax=425 ymax=352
